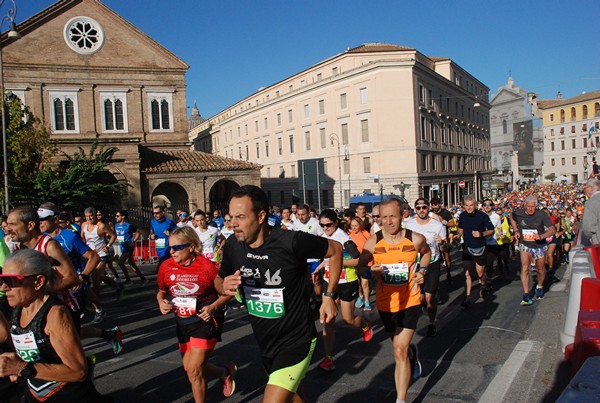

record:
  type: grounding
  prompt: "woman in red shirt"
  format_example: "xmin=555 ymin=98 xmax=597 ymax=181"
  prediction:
xmin=348 ymin=217 xmax=372 ymax=311
xmin=156 ymin=226 xmax=235 ymax=402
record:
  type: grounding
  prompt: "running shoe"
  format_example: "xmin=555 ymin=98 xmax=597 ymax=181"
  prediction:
xmin=446 ymin=272 xmax=452 ymax=285
xmin=318 ymin=356 xmax=336 ymax=371
xmin=108 ymin=326 xmax=123 ymax=355
xmin=355 ymin=296 xmax=364 ymax=309
xmin=91 ymin=309 xmax=106 ymax=324
xmin=222 ymin=361 xmax=237 ymax=397
xmin=123 ymin=280 xmax=133 ymax=288
xmin=520 ymin=294 xmax=533 ymax=306
xmin=364 ymin=301 xmax=372 ymax=312
xmin=140 ymin=277 xmax=149 ymax=287
xmin=426 ymin=324 xmax=437 ymax=337
xmin=408 ymin=344 xmax=421 ymax=380
xmin=362 ymin=319 xmax=373 ymax=342
xmin=535 ymin=287 xmax=544 ymax=300
xmin=461 ymin=296 xmax=472 ymax=309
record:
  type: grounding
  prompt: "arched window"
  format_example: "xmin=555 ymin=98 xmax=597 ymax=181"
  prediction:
xmin=502 ymin=119 xmax=507 ymax=134
xmin=560 ymin=109 xmax=565 ymax=123
xmin=595 ymin=102 xmax=600 ymax=117
xmin=571 ymin=107 xmax=576 ymax=121
xmin=583 ymin=105 xmax=588 ymax=119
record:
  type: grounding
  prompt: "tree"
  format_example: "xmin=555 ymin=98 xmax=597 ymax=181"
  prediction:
xmin=545 ymin=173 xmax=556 ymax=182
xmin=38 ymin=142 xmax=129 ymax=213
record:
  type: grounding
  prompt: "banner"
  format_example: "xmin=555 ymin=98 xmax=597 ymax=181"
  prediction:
xmin=513 ymin=120 xmax=533 ymax=166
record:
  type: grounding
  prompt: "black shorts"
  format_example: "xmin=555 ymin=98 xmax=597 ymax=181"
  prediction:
xmin=422 ymin=260 xmax=441 ymax=295
xmin=323 ymin=280 xmax=359 ymax=302
xmin=462 ymin=247 xmax=488 ymax=266
xmin=175 ymin=309 xmax=225 ymax=344
xmin=378 ymin=305 xmax=421 ymax=333
xmin=120 ymin=242 xmax=135 ymax=254
xmin=262 ymin=337 xmax=315 ymax=375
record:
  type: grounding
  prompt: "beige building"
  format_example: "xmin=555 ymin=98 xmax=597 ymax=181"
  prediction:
xmin=538 ymin=91 xmax=600 ymax=183
xmin=4 ymin=0 xmax=260 ymax=213
xmin=191 ymin=43 xmax=491 ymax=208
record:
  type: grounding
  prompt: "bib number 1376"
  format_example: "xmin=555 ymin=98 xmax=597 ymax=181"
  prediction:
xmin=243 ymin=286 xmax=285 ymax=319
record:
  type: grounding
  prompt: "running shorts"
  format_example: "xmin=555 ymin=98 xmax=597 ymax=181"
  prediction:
xmin=262 ymin=337 xmax=316 ymax=393
xmin=422 ymin=259 xmax=441 ymax=295
xmin=517 ymin=243 xmax=548 ymax=261
xmin=378 ymin=304 xmax=421 ymax=332
xmin=323 ymin=280 xmax=358 ymax=302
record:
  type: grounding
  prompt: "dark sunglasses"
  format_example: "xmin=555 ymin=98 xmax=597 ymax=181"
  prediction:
xmin=0 ymin=274 xmax=39 ymax=288
xmin=153 ymin=212 xmax=162 ymax=215
xmin=415 ymin=205 xmax=429 ymax=211
xmin=482 ymin=203 xmax=493 ymax=207
xmin=169 ymin=243 xmax=191 ymax=251
xmin=319 ymin=222 xmax=335 ymax=228
xmin=372 ymin=215 xmax=380 ymax=218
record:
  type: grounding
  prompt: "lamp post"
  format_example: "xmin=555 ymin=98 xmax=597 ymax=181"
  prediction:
xmin=0 ymin=0 xmax=18 ymax=214
xmin=460 ymin=156 xmax=476 ymax=201
xmin=344 ymin=145 xmax=350 ymax=201
xmin=330 ymin=133 xmax=343 ymax=208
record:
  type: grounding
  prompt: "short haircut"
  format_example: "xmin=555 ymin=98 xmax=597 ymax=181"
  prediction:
xmin=414 ymin=197 xmax=429 ymax=207
xmin=10 ymin=206 xmax=40 ymax=230
xmin=524 ymin=195 xmax=538 ymax=205
xmin=118 ymin=210 xmax=128 ymax=219
xmin=193 ymin=209 xmax=206 ymax=218
xmin=463 ymin=195 xmax=476 ymax=205
xmin=5 ymin=249 xmax=56 ymax=293
xmin=430 ymin=197 xmax=442 ymax=205
xmin=319 ymin=209 xmax=338 ymax=223
xmin=84 ymin=206 xmax=97 ymax=215
xmin=153 ymin=205 xmax=165 ymax=212
xmin=585 ymin=178 xmax=600 ymax=191
xmin=230 ymin=185 xmax=269 ymax=216
xmin=380 ymin=197 xmax=403 ymax=210
xmin=298 ymin=204 xmax=310 ymax=213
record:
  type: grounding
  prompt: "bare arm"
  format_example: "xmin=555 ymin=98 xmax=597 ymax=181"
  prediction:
xmin=99 ymin=222 xmax=117 ymax=252
xmin=80 ymin=250 xmax=100 ymax=277
xmin=46 ymin=240 xmax=80 ymax=290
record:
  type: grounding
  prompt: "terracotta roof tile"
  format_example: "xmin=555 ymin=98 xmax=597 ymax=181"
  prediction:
xmin=537 ymin=90 xmax=600 ymax=109
xmin=346 ymin=43 xmax=414 ymax=53
xmin=141 ymin=148 xmax=261 ymax=173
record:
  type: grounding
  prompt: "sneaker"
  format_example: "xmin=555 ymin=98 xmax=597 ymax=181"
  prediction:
xmin=480 ymin=287 xmax=488 ymax=299
xmin=116 ymin=284 xmax=125 ymax=301
xmin=520 ymin=294 xmax=533 ymax=306
xmin=535 ymin=287 xmax=544 ymax=300
xmin=362 ymin=319 xmax=373 ymax=342
xmin=318 ymin=356 xmax=336 ymax=371
xmin=107 ymin=326 xmax=123 ymax=355
xmin=91 ymin=309 xmax=107 ymax=324
xmin=461 ymin=296 xmax=472 ymax=309
xmin=222 ymin=361 xmax=237 ymax=397
xmin=364 ymin=301 xmax=372 ymax=312
xmin=140 ymin=277 xmax=148 ymax=287
xmin=355 ymin=296 xmax=364 ymax=309
xmin=408 ymin=344 xmax=421 ymax=380
xmin=446 ymin=272 xmax=452 ymax=285
xmin=86 ymin=354 xmax=96 ymax=380
xmin=426 ymin=323 xmax=437 ymax=337
xmin=123 ymin=280 xmax=133 ymax=288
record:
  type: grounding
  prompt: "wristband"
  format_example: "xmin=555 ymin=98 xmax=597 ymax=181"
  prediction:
xmin=419 ymin=266 xmax=428 ymax=274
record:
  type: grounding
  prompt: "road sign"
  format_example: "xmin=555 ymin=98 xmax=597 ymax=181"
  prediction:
xmin=459 ymin=181 xmax=466 ymax=188
xmin=431 ymin=184 xmax=439 ymax=190
xmin=482 ymin=180 xmax=490 ymax=190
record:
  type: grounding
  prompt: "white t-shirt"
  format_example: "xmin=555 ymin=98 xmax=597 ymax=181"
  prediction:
xmin=292 ymin=217 xmax=323 ymax=236
xmin=195 ymin=226 xmax=220 ymax=261
xmin=486 ymin=212 xmax=502 ymax=245
xmin=405 ymin=217 xmax=447 ymax=263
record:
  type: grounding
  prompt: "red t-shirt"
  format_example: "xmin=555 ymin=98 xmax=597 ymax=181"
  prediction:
xmin=157 ymin=256 xmax=218 ymax=321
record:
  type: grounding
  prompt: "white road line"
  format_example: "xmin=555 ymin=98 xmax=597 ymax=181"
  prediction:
xmin=478 ymin=340 xmax=544 ymax=403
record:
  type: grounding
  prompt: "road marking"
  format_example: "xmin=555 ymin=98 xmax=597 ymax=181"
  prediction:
xmin=478 ymin=340 xmax=543 ymax=403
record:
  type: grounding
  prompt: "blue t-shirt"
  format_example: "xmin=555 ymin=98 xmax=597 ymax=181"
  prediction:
xmin=212 ymin=217 xmax=224 ymax=230
xmin=458 ymin=210 xmax=494 ymax=248
xmin=52 ymin=229 xmax=91 ymax=273
xmin=115 ymin=221 xmax=137 ymax=244
xmin=150 ymin=217 xmax=177 ymax=258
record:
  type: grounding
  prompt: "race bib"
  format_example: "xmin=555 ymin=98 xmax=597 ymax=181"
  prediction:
xmin=12 ymin=331 xmax=41 ymax=362
xmin=381 ymin=263 xmax=410 ymax=285
xmin=172 ymin=297 xmax=197 ymax=318
xmin=155 ymin=238 xmax=166 ymax=249
xmin=522 ymin=229 xmax=537 ymax=242
xmin=324 ymin=266 xmax=347 ymax=284
xmin=116 ymin=235 xmax=125 ymax=244
xmin=243 ymin=286 xmax=285 ymax=319
xmin=202 ymin=251 xmax=215 ymax=261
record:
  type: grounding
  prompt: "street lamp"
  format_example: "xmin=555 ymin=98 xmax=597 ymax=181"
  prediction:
xmin=460 ymin=155 xmax=476 ymax=201
xmin=0 ymin=0 xmax=19 ymax=214
xmin=330 ymin=133 xmax=343 ymax=208
xmin=344 ymin=145 xmax=350 ymax=201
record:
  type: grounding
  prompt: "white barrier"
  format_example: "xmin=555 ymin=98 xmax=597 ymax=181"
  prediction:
xmin=557 ymin=356 xmax=600 ymax=402
xmin=560 ymin=249 xmax=596 ymax=352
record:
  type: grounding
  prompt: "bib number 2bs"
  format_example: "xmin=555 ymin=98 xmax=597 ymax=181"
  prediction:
xmin=381 ymin=263 xmax=409 ymax=285
xmin=243 ymin=286 xmax=285 ymax=319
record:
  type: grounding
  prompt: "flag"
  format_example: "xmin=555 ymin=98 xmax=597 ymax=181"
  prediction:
xmin=590 ymin=123 xmax=596 ymax=138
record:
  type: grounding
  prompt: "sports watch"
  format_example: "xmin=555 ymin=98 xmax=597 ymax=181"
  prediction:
xmin=19 ymin=362 xmax=37 ymax=379
xmin=323 ymin=291 xmax=338 ymax=300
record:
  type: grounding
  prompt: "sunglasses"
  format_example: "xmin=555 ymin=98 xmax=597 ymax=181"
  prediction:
xmin=153 ymin=212 xmax=162 ymax=215
xmin=415 ymin=205 xmax=429 ymax=211
xmin=0 ymin=274 xmax=39 ymax=288
xmin=169 ymin=243 xmax=191 ymax=251
xmin=482 ymin=203 xmax=493 ymax=207
xmin=372 ymin=215 xmax=380 ymax=218
xmin=319 ymin=222 xmax=335 ymax=228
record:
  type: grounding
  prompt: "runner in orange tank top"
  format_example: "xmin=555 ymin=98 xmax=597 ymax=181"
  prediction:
xmin=358 ymin=198 xmax=430 ymax=403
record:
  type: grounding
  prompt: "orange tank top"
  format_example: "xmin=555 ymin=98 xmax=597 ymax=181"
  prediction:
xmin=373 ymin=229 xmax=421 ymax=312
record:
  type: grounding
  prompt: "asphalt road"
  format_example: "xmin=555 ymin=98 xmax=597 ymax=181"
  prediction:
xmin=85 ymin=252 xmax=570 ymax=403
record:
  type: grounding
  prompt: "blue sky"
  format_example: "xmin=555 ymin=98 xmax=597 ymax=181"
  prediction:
xmin=15 ymin=0 xmax=600 ymax=118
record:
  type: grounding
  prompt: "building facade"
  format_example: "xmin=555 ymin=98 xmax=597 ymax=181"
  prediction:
xmin=191 ymin=43 xmax=492 ymax=208
xmin=489 ymin=77 xmax=543 ymax=193
xmin=5 ymin=0 xmax=260 ymax=212
xmin=538 ymin=91 xmax=600 ymax=183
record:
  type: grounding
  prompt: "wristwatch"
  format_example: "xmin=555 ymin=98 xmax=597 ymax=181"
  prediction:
xmin=323 ymin=291 xmax=338 ymax=300
xmin=19 ymin=362 xmax=37 ymax=379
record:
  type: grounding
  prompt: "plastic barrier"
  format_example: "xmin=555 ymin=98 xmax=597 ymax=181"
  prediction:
xmin=557 ymin=356 xmax=600 ymax=402
xmin=561 ymin=249 xmax=595 ymax=352
xmin=134 ymin=239 xmax=145 ymax=263
xmin=583 ymin=244 xmax=600 ymax=278
xmin=570 ymin=310 xmax=600 ymax=376
xmin=581 ymin=278 xmax=600 ymax=311
xmin=132 ymin=240 xmax=159 ymax=264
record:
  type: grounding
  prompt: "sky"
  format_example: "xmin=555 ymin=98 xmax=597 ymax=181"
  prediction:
xmin=15 ymin=0 xmax=600 ymax=119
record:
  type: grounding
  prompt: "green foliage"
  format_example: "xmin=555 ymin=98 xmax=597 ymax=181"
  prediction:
xmin=1 ymin=98 xmax=128 ymax=211
xmin=545 ymin=173 xmax=556 ymax=181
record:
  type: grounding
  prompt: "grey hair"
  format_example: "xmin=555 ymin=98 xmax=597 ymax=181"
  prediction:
xmin=4 ymin=249 xmax=56 ymax=293
xmin=585 ymin=178 xmax=600 ymax=191
xmin=84 ymin=207 xmax=97 ymax=215
xmin=463 ymin=194 xmax=476 ymax=204
xmin=524 ymin=195 xmax=538 ymax=205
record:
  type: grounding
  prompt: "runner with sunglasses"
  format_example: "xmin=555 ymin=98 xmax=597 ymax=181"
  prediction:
xmin=150 ymin=205 xmax=177 ymax=271
xmin=115 ymin=210 xmax=147 ymax=287
xmin=157 ymin=226 xmax=235 ymax=401
xmin=312 ymin=209 xmax=372 ymax=371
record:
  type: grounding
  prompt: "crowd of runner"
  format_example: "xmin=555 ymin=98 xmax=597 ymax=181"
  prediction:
xmin=0 ymin=181 xmax=586 ymax=402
